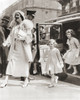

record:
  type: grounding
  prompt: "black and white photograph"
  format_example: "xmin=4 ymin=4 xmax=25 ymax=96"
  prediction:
xmin=0 ymin=0 xmax=80 ymax=100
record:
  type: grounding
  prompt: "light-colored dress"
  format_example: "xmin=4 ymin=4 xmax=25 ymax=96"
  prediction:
xmin=3 ymin=25 xmax=33 ymax=77
xmin=63 ymin=37 xmax=80 ymax=65
xmin=39 ymin=45 xmax=49 ymax=74
xmin=39 ymin=46 xmax=63 ymax=75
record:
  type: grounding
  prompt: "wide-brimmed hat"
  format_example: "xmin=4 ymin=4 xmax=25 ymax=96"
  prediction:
xmin=13 ymin=10 xmax=25 ymax=20
xmin=2 ymin=16 xmax=10 ymax=22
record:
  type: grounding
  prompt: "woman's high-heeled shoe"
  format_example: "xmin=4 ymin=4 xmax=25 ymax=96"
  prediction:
xmin=72 ymin=71 xmax=77 ymax=75
xmin=21 ymin=78 xmax=29 ymax=88
xmin=0 ymin=82 xmax=7 ymax=88
xmin=22 ymin=82 xmax=28 ymax=88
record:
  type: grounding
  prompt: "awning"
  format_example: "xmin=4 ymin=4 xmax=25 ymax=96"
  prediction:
xmin=46 ymin=13 xmax=80 ymax=24
xmin=38 ymin=23 xmax=62 ymax=25
xmin=53 ymin=16 xmax=80 ymax=24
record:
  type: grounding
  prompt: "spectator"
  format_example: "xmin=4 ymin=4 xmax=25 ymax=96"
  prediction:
xmin=0 ymin=16 xmax=10 ymax=77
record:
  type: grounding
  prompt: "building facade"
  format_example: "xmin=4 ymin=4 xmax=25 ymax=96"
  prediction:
xmin=1 ymin=0 xmax=62 ymax=26
xmin=58 ymin=0 xmax=80 ymax=16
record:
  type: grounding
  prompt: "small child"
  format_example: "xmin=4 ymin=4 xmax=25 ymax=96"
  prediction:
xmin=41 ymin=39 xmax=64 ymax=88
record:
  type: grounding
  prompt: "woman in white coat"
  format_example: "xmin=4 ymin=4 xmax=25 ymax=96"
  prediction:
xmin=0 ymin=10 xmax=33 ymax=88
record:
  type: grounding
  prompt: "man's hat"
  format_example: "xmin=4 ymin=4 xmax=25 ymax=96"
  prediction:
xmin=27 ymin=10 xmax=36 ymax=17
xmin=2 ymin=16 xmax=10 ymax=22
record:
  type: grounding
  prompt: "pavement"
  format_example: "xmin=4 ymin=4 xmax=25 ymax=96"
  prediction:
xmin=0 ymin=74 xmax=80 ymax=100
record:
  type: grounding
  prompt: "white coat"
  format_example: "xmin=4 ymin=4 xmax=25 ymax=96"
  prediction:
xmin=3 ymin=22 xmax=33 ymax=77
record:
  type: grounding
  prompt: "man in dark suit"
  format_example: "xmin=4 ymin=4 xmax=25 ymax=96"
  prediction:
xmin=0 ymin=16 xmax=10 ymax=77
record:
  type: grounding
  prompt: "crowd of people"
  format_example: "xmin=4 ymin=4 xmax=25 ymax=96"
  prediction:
xmin=0 ymin=10 xmax=80 ymax=88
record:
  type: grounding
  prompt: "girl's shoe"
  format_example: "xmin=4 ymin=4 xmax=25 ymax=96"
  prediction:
xmin=48 ymin=84 xmax=54 ymax=88
xmin=72 ymin=66 xmax=77 ymax=75
xmin=72 ymin=71 xmax=77 ymax=75
xmin=55 ymin=76 xmax=59 ymax=84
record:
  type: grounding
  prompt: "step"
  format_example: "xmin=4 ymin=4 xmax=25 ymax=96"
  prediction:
xmin=64 ymin=73 xmax=80 ymax=86
xmin=67 ymin=73 xmax=80 ymax=79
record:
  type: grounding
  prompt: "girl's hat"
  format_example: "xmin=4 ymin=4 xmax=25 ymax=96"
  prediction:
xmin=49 ymin=39 xmax=56 ymax=43
xmin=49 ymin=39 xmax=57 ymax=45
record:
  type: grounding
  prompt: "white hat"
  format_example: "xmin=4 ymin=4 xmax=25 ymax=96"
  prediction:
xmin=49 ymin=39 xmax=57 ymax=45
xmin=13 ymin=10 xmax=25 ymax=20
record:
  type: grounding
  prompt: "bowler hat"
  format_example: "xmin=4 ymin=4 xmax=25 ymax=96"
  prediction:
xmin=2 ymin=16 xmax=10 ymax=22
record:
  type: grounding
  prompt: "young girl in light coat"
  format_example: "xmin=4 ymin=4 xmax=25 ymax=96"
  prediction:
xmin=39 ymin=39 xmax=64 ymax=88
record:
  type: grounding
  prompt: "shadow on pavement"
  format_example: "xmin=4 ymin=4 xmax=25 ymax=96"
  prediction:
xmin=64 ymin=75 xmax=80 ymax=86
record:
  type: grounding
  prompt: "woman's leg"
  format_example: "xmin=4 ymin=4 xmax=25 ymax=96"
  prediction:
xmin=33 ymin=63 xmax=37 ymax=74
xmin=22 ymin=63 xmax=30 ymax=88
